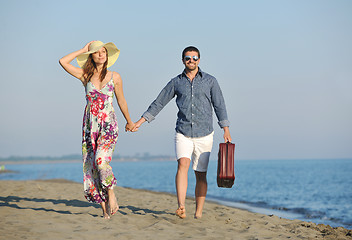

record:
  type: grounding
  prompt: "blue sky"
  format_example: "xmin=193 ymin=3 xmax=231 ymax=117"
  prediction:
xmin=0 ymin=0 xmax=351 ymax=160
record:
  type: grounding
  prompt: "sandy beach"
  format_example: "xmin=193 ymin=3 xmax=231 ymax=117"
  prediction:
xmin=0 ymin=180 xmax=350 ymax=240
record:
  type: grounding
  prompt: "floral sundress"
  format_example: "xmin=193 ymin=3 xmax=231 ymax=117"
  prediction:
xmin=82 ymin=73 xmax=118 ymax=203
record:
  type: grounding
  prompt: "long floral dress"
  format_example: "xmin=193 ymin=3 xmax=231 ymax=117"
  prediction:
xmin=82 ymin=74 xmax=118 ymax=203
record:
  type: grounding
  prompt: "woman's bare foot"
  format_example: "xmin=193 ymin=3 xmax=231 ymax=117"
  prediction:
xmin=194 ymin=213 xmax=202 ymax=219
xmin=176 ymin=206 xmax=186 ymax=219
xmin=103 ymin=212 xmax=110 ymax=219
xmin=110 ymin=203 xmax=119 ymax=216
xmin=108 ymin=189 xmax=119 ymax=216
xmin=100 ymin=202 xmax=110 ymax=219
xmin=109 ymin=197 xmax=119 ymax=216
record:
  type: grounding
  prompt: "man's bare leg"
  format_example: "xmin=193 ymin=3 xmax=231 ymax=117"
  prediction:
xmin=194 ymin=171 xmax=207 ymax=219
xmin=175 ymin=157 xmax=190 ymax=218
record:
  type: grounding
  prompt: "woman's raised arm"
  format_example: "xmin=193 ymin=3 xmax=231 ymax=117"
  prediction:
xmin=59 ymin=41 xmax=95 ymax=81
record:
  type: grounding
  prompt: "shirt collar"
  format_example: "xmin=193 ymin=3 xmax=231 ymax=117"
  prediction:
xmin=182 ymin=67 xmax=203 ymax=79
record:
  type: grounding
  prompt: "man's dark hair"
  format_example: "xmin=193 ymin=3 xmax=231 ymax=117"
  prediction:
xmin=182 ymin=46 xmax=200 ymax=59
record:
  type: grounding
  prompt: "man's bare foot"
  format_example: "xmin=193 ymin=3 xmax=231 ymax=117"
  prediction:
xmin=176 ymin=206 xmax=186 ymax=219
xmin=194 ymin=213 xmax=202 ymax=219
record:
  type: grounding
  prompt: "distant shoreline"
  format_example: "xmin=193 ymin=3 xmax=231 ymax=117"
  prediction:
xmin=1 ymin=156 xmax=350 ymax=164
xmin=0 ymin=159 xmax=82 ymax=165
xmin=0 ymin=169 xmax=18 ymax=174
xmin=0 ymin=154 xmax=176 ymax=165
xmin=0 ymin=157 xmax=176 ymax=165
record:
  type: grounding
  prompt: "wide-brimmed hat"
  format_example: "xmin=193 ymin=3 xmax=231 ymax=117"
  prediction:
xmin=77 ymin=41 xmax=120 ymax=68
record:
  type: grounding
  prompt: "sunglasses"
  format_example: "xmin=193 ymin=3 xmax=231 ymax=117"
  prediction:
xmin=184 ymin=56 xmax=199 ymax=62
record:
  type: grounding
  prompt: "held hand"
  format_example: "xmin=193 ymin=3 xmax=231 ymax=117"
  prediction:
xmin=130 ymin=121 xmax=142 ymax=132
xmin=130 ymin=118 xmax=146 ymax=132
xmin=125 ymin=122 xmax=135 ymax=132
xmin=223 ymin=127 xmax=232 ymax=143
xmin=224 ymin=133 xmax=232 ymax=143
xmin=130 ymin=123 xmax=139 ymax=132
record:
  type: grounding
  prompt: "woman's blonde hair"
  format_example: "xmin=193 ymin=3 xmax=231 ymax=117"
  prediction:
xmin=82 ymin=48 xmax=108 ymax=86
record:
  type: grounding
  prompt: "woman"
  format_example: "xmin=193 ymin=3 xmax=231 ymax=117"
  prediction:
xmin=59 ymin=41 xmax=134 ymax=219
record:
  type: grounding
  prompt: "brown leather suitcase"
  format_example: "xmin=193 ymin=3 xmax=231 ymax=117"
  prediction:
xmin=217 ymin=142 xmax=235 ymax=188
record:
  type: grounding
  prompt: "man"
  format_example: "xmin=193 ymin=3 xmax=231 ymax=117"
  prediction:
xmin=132 ymin=46 xmax=231 ymax=219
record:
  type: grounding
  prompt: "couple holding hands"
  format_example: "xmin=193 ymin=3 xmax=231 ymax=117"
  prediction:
xmin=59 ymin=41 xmax=231 ymax=219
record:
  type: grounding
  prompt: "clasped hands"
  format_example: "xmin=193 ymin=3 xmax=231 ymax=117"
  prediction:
xmin=124 ymin=118 xmax=146 ymax=132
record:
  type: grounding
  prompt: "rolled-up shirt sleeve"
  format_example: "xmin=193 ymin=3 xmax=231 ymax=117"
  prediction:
xmin=142 ymin=80 xmax=175 ymax=123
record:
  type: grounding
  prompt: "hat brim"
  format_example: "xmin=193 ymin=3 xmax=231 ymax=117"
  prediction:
xmin=77 ymin=42 xmax=120 ymax=68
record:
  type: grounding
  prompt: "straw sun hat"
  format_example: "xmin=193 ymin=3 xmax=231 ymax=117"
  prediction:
xmin=77 ymin=41 xmax=120 ymax=68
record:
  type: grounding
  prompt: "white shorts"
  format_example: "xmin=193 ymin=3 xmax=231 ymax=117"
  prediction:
xmin=175 ymin=131 xmax=214 ymax=172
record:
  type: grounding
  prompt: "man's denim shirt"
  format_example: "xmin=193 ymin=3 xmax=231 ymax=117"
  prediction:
xmin=142 ymin=68 xmax=230 ymax=138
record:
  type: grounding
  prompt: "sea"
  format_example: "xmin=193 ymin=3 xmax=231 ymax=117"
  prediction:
xmin=1 ymin=158 xmax=351 ymax=229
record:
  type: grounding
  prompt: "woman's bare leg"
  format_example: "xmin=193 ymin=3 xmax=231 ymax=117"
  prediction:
xmin=100 ymin=201 xmax=110 ymax=219
xmin=108 ymin=188 xmax=119 ymax=215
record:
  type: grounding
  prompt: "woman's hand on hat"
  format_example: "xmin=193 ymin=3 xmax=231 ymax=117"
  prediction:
xmin=82 ymin=41 xmax=96 ymax=53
